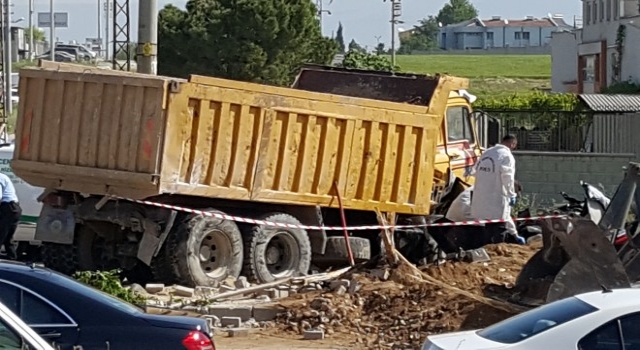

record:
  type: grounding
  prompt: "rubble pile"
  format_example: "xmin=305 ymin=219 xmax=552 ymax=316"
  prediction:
xmin=273 ymin=244 xmax=538 ymax=349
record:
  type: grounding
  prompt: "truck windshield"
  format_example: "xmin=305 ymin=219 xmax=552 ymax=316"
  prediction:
xmin=477 ymin=297 xmax=598 ymax=344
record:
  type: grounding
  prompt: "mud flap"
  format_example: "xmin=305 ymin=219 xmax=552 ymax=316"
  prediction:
xmin=516 ymin=217 xmax=630 ymax=304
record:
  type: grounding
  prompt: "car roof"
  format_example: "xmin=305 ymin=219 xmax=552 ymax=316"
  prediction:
xmin=575 ymin=288 xmax=640 ymax=309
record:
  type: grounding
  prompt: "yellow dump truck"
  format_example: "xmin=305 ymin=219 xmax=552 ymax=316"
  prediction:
xmin=13 ymin=62 xmax=482 ymax=286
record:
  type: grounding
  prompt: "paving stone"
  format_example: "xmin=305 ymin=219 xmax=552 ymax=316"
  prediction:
xmin=304 ymin=329 xmax=325 ymax=340
xmin=221 ymin=316 xmax=242 ymax=328
xmin=253 ymin=305 xmax=286 ymax=322
xmin=173 ymin=285 xmax=195 ymax=298
xmin=145 ymin=283 xmax=165 ymax=294
xmin=228 ymin=328 xmax=250 ymax=337
xmin=207 ymin=305 xmax=253 ymax=321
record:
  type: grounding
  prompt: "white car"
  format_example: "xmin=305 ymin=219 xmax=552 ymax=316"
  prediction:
xmin=0 ymin=301 xmax=55 ymax=350
xmin=422 ymin=288 xmax=640 ymax=350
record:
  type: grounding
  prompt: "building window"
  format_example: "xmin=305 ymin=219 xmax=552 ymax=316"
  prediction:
xmin=593 ymin=1 xmax=598 ymax=22
xmin=607 ymin=0 xmax=611 ymax=20
xmin=614 ymin=0 xmax=619 ymax=19
xmin=600 ymin=0 xmax=605 ymax=21
xmin=523 ymin=32 xmax=530 ymax=40
xmin=586 ymin=2 xmax=592 ymax=24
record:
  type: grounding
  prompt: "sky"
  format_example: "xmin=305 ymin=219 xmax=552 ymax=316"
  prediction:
xmin=12 ymin=0 xmax=582 ymax=51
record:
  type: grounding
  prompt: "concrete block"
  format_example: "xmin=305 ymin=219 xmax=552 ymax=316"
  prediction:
xmin=220 ymin=285 xmax=236 ymax=293
xmin=173 ymin=285 xmax=194 ymax=298
xmin=304 ymin=329 xmax=325 ymax=340
xmin=145 ymin=284 xmax=165 ymax=294
xmin=252 ymin=305 xmax=286 ymax=322
xmin=234 ymin=276 xmax=250 ymax=289
xmin=221 ymin=316 xmax=242 ymax=328
xmin=329 ymin=279 xmax=350 ymax=291
xmin=207 ymin=305 xmax=253 ymax=321
xmin=261 ymin=288 xmax=277 ymax=299
xmin=228 ymin=328 xmax=250 ymax=337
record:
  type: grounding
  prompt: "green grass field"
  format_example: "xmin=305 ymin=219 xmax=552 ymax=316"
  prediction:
xmin=390 ymin=54 xmax=552 ymax=98
xmin=394 ymin=54 xmax=551 ymax=79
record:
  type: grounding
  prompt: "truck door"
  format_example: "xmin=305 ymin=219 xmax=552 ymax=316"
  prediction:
xmin=443 ymin=104 xmax=478 ymax=183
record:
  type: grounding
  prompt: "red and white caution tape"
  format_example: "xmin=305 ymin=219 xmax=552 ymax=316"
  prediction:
xmin=111 ymin=196 xmax=566 ymax=231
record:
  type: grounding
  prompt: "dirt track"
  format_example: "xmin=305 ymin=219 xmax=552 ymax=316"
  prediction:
xmin=215 ymin=243 xmax=539 ymax=349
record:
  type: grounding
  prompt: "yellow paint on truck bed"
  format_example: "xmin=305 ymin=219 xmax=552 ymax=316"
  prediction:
xmin=13 ymin=63 xmax=466 ymax=215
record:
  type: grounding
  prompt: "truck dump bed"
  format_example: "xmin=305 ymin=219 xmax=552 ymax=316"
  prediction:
xmin=13 ymin=63 xmax=466 ymax=214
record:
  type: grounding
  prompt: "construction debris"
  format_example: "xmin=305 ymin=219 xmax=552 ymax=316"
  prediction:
xmin=139 ymin=243 xmax=537 ymax=348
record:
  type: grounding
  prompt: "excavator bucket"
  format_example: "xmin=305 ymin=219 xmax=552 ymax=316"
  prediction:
xmin=514 ymin=217 xmax=631 ymax=306
xmin=514 ymin=162 xmax=640 ymax=306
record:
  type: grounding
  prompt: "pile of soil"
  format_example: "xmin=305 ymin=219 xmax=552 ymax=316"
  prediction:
xmin=273 ymin=243 xmax=539 ymax=349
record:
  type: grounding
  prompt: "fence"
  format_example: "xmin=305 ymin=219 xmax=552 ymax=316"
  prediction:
xmin=481 ymin=110 xmax=593 ymax=152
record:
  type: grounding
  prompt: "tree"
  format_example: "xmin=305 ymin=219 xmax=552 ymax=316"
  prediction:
xmin=340 ymin=48 xmax=397 ymax=72
xmin=348 ymin=39 xmax=365 ymax=53
xmin=436 ymin=0 xmax=478 ymax=26
xmin=115 ymin=42 xmax=138 ymax=61
xmin=397 ymin=16 xmax=440 ymax=54
xmin=158 ymin=0 xmax=338 ymax=86
xmin=25 ymin=26 xmax=46 ymax=42
xmin=335 ymin=22 xmax=345 ymax=53
xmin=374 ymin=43 xmax=385 ymax=55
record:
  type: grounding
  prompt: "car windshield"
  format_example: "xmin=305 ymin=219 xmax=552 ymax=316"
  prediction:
xmin=44 ymin=269 xmax=144 ymax=315
xmin=477 ymin=297 xmax=598 ymax=344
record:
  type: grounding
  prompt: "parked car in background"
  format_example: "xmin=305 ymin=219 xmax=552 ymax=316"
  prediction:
xmin=56 ymin=44 xmax=97 ymax=60
xmin=36 ymin=51 xmax=76 ymax=62
xmin=0 ymin=261 xmax=215 ymax=350
xmin=50 ymin=47 xmax=92 ymax=62
xmin=0 ymin=301 xmax=54 ymax=350
xmin=422 ymin=288 xmax=640 ymax=350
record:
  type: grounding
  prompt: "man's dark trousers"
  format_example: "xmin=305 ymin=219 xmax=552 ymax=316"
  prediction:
xmin=0 ymin=201 xmax=21 ymax=260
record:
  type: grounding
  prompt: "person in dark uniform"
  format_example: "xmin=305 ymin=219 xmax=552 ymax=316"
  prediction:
xmin=0 ymin=172 xmax=21 ymax=260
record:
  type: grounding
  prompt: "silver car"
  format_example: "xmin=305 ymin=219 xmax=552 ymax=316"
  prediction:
xmin=0 ymin=301 xmax=54 ymax=350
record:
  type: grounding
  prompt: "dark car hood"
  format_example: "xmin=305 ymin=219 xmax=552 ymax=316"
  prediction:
xmin=141 ymin=313 xmax=209 ymax=332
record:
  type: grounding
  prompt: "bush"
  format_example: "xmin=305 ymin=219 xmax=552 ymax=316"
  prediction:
xmin=74 ymin=269 xmax=146 ymax=306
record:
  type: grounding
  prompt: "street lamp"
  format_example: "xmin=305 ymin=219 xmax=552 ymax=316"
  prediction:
xmin=317 ymin=0 xmax=331 ymax=33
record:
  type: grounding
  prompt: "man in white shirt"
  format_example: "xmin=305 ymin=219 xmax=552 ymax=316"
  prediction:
xmin=0 ymin=173 xmax=22 ymax=260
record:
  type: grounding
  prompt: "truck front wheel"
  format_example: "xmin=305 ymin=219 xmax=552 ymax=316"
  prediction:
xmin=154 ymin=211 xmax=244 ymax=287
xmin=243 ymin=213 xmax=311 ymax=284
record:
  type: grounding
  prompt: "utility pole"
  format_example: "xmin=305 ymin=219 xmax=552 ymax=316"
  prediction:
xmin=137 ymin=0 xmax=157 ymax=75
xmin=104 ymin=0 xmax=110 ymax=60
xmin=28 ymin=0 xmax=33 ymax=60
xmin=49 ymin=0 xmax=54 ymax=61
xmin=97 ymin=0 xmax=101 ymax=57
xmin=4 ymin=0 xmax=12 ymax=117
xmin=389 ymin=0 xmax=402 ymax=66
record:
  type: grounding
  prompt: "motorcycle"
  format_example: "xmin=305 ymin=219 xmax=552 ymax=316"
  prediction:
xmin=517 ymin=181 xmax=629 ymax=248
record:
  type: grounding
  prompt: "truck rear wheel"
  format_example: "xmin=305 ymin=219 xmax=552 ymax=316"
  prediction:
xmin=155 ymin=211 xmax=244 ymax=287
xmin=242 ymin=213 xmax=311 ymax=284
xmin=312 ymin=236 xmax=371 ymax=267
xmin=41 ymin=243 xmax=78 ymax=276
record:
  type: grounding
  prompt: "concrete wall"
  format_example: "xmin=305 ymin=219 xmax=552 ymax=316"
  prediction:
xmin=551 ymin=31 xmax=579 ymax=92
xmin=513 ymin=151 xmax=634 ymax=207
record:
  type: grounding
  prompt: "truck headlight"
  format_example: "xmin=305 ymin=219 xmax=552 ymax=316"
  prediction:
xmin=422 ymin=340 xmax=444 ymax=350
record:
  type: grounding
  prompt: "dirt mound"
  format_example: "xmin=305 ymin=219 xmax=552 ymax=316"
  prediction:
xmin=273 ymin=244 xmax=538 ymax=349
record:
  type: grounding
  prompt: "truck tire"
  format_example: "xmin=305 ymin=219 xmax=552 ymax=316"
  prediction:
xmin=41 ymin=243 xmax=78 ymax=276
xmin=243 ymin=213 xmax=311 ymax=284
xmin=154 ymin=211 xmax=244 ymax=287
xmin=312 ymin=236 xmax=371 ymax=267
